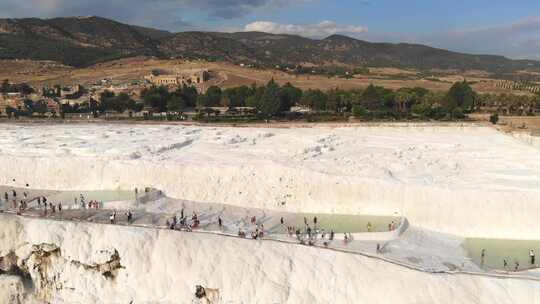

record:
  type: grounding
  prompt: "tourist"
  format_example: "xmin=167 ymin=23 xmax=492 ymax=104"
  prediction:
xmin=218 ymin=216 xmax=222 ymax=228
xmin=330 ymin=230 xmax=335 ymax=241
xmin=251 ymin=216 xmax=256 ymax=225
xmin=110 ymin=211 xmax=116 ymax=224
xmin=367 ymin=222 xmax=372 ymax=232
xmin=503 ymin=259 xmax=508 ymax=270
xmin=530 ymin=249 xmax=536 ymax=265
xmin=304 ymin=217 xmax=308 ymax=226
xmin=515 ymin=261 xmax=520 ymax=271
xmin=376 ymin=243 xmax=381 ymax=253
xmin=43 ymin=197 xmax=47 ymax=205
xmin=344 ymin=233 xmax=349 ymax=244
xmin=23 ymin=192 xmax=27 ymax=200
xmin=280 ymin=217 xmax=284 ymax=225
xmin=51 ymin=204 xmax=56 ymax=213
xmin=4 ymin=192 xmax=8 ymax=202
xmin=127 ymin=210 xmax=133 ymax=224
xmin=74 ymin=197 xmax=77 ymax=207
xmin=58 ymin=203 xmax=62 ymax=212
xmin=481 ymin=249 xmax=486 ymax=266
xmin=37 ymin=197 xmax=41 ymax=207
xmin=321 ymin=229 xmax=326 ymax=240
xmin=238 ymin=228 xmax=245 ymax=238
xmin=313 ymin=216 xmax=318 ymax=225
xmin=180 ymin=208 xmax=184 ymax=219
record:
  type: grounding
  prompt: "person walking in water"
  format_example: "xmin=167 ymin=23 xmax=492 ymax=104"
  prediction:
xmin=530 ymin=249 xmax=536 ymax=265
xmin=481 ymin=249 xmax=486 ymax=266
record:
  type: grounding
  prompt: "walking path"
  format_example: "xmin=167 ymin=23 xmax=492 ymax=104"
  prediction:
xmin=2 ymin=186 xmax=540 ymax=282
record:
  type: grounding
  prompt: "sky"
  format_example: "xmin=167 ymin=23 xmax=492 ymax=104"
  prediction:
xmin=1 ymin=0 xmax=540 ymax=59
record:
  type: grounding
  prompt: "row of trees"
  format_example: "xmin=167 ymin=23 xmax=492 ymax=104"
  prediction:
xmin=95 ymin=80 xmax=482 ymax=120
xmin=1 ymin=79 xmax=34 ymax=95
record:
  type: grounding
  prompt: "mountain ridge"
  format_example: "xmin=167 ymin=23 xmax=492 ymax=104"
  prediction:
xmin=0 ymin=16 xmax=537 ymax=72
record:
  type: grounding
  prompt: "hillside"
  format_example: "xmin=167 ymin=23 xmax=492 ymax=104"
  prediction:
xmin=0 ymin=16 xmax=538 ymax=72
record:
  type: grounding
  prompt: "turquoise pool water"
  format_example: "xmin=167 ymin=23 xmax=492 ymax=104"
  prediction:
xmin=464 ymin=238 xmax=540 ymax=271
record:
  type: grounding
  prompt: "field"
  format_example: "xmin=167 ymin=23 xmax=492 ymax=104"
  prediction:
xmin=0 ymin=57 xmax=535 ymax=94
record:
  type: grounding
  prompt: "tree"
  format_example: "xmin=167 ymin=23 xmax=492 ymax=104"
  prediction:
xmin=245 ymin=95 xmax=258 ymax=108
xmin=300 ymin=89 xmax=327 ymax=111
xmin=326 ymin=89 xmax=342 ymax=112
xmin=361 ymin=84 xmax=382 ymax=110
xmin=1 ymin=79 xmax=9 ymax=93
xmin=395 ymin=91 xmax=412 ymax=112
xmin=279 ymin=83 xmax=302 ymax=111
xmin=182 ymin=84 xmax=199 ymax=107
xmin=196 ymin=95 xmax=209 ymax=109
xmin=167 ymin=95 xmax=186 ymax=112
xmin=352 ymin=105 xmax=367 ymax=117
xmin=220 ymin=96 xmax=231 ymax=108
xmin=446 ymin=81 xmax=476 ymax=111
xmin=489 ymin=113 xmax=499 ymax=125
xmin=205 ymin=86 xmax=222 ymax=107
xmin=141 ymin=86 xmax=169 ymax=112
xmin=257 ymin=80 xmax=281 ymax=118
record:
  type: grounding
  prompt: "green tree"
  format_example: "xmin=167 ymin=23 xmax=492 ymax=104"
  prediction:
xmin=141 ymin=86 xmax=169 ymax=112
xmin=352 ymin=105 xmax=367 ymax=117
xmin=1 ymin=79 xmax=10 ymax=93
xmin=205 ymin=86 xmax=222 ymax=107
xmin=257 ymin=80 xmax=281 ymax=118
xmin=279 ymin=83 xmax=302 ymax=111
xmin=446 ymin=81 xmax=476 ymax=111
xmin=300 ymin=89 xmax=327 ymax=111
xmin=167 ymin=95 xmax=186 ymax=112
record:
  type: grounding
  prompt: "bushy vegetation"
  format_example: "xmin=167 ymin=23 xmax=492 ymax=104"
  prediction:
xmin=1 ymin=79 xmax=34 ymax=95
xmin=129 ymin=79 xmax=480 ymax=121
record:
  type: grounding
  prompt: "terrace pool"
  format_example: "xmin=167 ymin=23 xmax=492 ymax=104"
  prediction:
xmin=464 ymin=238 xmax=540 ymax=271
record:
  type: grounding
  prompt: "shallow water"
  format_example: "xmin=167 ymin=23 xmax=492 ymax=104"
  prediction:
xmin=464 ymin=238 xmax=540 ymax=271
xmin=282 ymin=213 xmax=400 ymax=233
xmin=47 ymin=190 xmax=137 ymax=204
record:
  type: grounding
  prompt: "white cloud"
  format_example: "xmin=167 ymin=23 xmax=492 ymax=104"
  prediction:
xmin=243 ymin=20 xmax=368 ymax=38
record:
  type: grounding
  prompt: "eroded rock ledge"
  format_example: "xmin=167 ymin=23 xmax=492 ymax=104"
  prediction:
xmin=0 ymin=243 xmax=123 ymax=302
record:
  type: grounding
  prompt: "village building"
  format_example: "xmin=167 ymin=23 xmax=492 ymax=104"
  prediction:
xmin=144 ymin=69 xmax=210 ymax=87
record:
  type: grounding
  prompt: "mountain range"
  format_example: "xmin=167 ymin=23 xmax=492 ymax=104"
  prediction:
xmin=0 ymin=16 xmax=537 ymax=73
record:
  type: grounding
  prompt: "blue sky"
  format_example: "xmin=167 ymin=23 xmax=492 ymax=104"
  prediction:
xmin=2 ymin=0 xmax=540 ymax=59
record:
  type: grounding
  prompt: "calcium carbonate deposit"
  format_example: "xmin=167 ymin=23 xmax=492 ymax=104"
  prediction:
xmin=1 ymin=123 xmax=540 ymax=303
